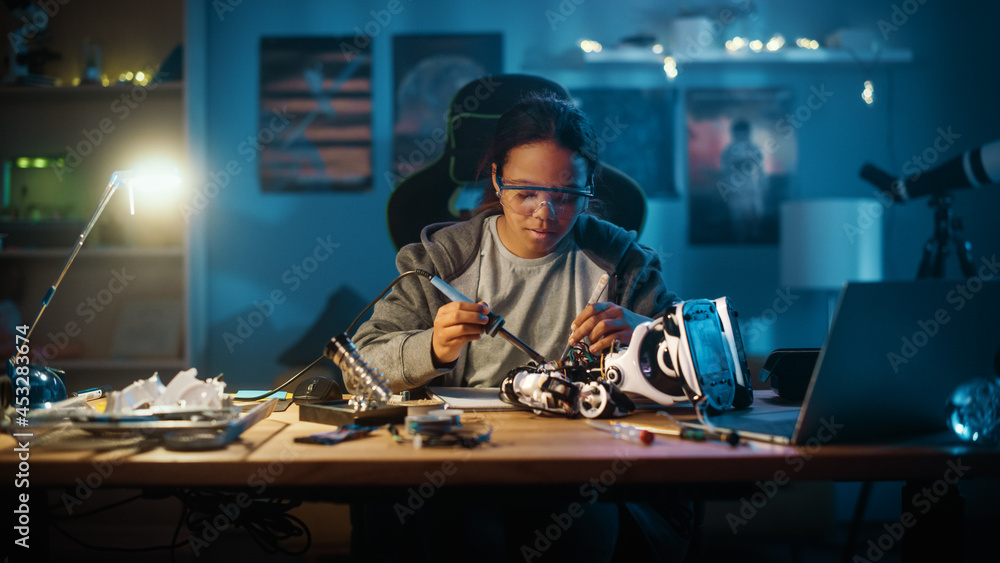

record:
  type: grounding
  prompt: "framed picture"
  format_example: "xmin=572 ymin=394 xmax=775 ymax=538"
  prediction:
xmin=571 ymin=88 xmax=677 ymax=198
xmin=686 ymin=88 xmax=796 ymax=245
xmin=259 ymin=36 xmax=372 ymax=192
xmin=391 ymin=33 xmax=502 ymax=186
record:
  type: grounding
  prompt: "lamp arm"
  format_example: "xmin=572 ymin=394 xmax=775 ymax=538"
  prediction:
xmin=16 ymin=175 xmax=122 ymax=350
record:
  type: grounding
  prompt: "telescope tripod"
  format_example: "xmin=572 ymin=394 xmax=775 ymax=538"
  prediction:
xmin=917 ymin=192 xmax=975 ymax=279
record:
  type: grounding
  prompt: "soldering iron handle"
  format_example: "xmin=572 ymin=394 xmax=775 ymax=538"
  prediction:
xmin=424 ymin=272 xmax=505 ymax=336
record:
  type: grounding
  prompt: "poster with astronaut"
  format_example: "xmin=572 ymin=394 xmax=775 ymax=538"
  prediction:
xmin=687 ymin=88 xmax=796 ymax=245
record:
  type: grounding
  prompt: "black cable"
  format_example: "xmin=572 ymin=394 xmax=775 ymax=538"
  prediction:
xmin=238 ymin=355 xmax=324 ymax=402
xmin=241 ymin=502 xmax=311 ymax=555
xmin=171 ymin=504 xmax=189 ymax=563
xmin=239 ymin=270 xmax=434 ymax=403
xmin=345 ymin=269 xmax=432 ymax=334
xmin=50 ymin=519 xmax=190 ymax=553
xmin=49 ymin=491 xmax=144 ymax=519
xmin=176 ymin=490 xmax=311 ymax=556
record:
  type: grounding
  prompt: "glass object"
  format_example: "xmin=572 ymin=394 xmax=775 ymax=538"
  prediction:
xmin=497 ymin=187 xmax=586 ymax=218
xmin=947 ymin=377 xmax=1000 ymax=446
xmin=324 ymin=333 xmax=391 ymax=412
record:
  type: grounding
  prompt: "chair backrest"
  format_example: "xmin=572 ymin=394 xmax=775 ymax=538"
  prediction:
xmin=386 ymin=74 xmax=647 ymax=250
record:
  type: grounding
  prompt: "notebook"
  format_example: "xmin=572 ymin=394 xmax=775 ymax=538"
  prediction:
xmin=426 ymin=386 xmax=519 ymax=411
xmin=709 ymin=280 xmax=1000 ymax=445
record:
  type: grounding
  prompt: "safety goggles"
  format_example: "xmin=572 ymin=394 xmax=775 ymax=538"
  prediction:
xmin=494 ymin=169 xmax=594 ymax=218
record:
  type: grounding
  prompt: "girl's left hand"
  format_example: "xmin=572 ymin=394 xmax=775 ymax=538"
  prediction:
xmin=566 ymin=302 xmax=652 ymax=354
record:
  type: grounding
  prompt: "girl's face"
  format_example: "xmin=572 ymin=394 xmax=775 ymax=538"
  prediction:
xmin=492 ymin=140 xmax=590 ymax=259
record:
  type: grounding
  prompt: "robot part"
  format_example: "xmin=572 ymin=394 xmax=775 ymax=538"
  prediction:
xmin=500 ymin=366 xmax=634 ymax=418
xmin=502 ymin=296 xmax=753 ymax=417
xmin=604 ymin=297 xmax=753 ymax=411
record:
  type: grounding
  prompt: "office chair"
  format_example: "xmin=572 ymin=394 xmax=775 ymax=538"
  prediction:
xmin=386 ymin=73 xmax=648 ymax=250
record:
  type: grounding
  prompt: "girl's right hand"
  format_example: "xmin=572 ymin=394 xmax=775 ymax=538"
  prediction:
xmin=431 ymin=301 xmax=490 ymax=366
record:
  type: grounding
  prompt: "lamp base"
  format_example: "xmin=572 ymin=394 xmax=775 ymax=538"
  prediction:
xmin=5 ymin=358 xmax=68 ymax=411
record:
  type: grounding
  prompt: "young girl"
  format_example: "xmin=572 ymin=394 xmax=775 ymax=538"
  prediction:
xmin=352 ymin=91 xmax=690 ymax=563
xmin=354 ymin=92 xmax=677 ymax=392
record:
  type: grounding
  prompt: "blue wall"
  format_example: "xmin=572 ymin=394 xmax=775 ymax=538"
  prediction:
xmin=186 ymin=0 xmax=1000 ymax=387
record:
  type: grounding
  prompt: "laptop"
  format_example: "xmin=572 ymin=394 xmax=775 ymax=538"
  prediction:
xmin=708 ymin=280 xmax=1000 ymax=445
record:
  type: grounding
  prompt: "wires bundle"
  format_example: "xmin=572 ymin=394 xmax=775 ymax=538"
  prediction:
xmin=176 ymin=489 xmax=311 ymax=556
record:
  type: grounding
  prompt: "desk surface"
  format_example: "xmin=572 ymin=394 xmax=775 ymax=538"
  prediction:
xmin=3 ymin=391 xmax=999 ymax=490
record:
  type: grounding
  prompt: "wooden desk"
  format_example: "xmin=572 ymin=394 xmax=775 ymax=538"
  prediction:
xmin=4 ymin=391 xmax=999 ymax=491
xmin=4 ymin=391 xmax=998 ymax=562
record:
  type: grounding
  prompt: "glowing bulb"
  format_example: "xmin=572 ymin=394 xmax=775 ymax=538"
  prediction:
xmin=726 ymin=37 xmax=748 ymax=51
xmin=32 ymin=158 xmax=46 ymax=168
xmin=652 ymin=44 xmax=663 ymax=54
xmin=663 ymin=56 xmax=678 ymax=79
xmin=749 ymin=40 xmax=763 ymax=52
xmin=862 ymin=80 xmax=875 ymax=105
xmin=135 ymin=71 xmax=145 ymax=83
xmin=16 ymin=157 xmax=30 ymax=168
xmin=796 ymin=38 xmax=820 ymax=50
xmin=766 ymin=34 xmax=785 ymax=51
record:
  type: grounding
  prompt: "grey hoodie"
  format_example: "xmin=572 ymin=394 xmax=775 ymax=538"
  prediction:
xmin=352 ymin=211 xmax=678 ymax=392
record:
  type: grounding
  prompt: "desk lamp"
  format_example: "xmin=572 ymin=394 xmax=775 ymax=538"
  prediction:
xmin=5 ymin=165 xmax=181 ymax=412
xmin=780 ymin=198 xmax=883 ymax=329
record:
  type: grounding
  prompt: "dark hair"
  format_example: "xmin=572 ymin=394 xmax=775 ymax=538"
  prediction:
xmin=474 ymin=91 xmax=600 ymax=215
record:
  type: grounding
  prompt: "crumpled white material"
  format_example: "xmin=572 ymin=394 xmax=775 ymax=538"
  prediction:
xmin=104 ymin=369 xmax=226 ymax=413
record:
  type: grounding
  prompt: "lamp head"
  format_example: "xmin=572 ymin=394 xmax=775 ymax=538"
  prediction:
xmin=111 ymin=165 xmax=182 ymax=191
xmin=110 ymin=164 xmax=182 ymax=214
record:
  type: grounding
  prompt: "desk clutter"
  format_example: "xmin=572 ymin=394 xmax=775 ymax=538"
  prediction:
xmin=296 ymin=406 xmax=493 ymax=449
xmin=21 ymin=369 xmax=278 ymax=451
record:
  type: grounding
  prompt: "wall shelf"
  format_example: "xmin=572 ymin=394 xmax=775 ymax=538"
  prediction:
xmin=583 ymin=46 xmax=913 ymax=66
xmin=0 ymin=81 xmax=182 ymax=102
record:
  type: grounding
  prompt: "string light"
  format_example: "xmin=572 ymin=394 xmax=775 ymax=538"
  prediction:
xmin=766 ymin=34 xmax=785 ymax=52
xmin=579 ymin=39 xmax=603 ymax=53
xmin=862 ymin=80 xmax=875 ymax=105
xmin=663 ymin=56 xmax=678 ymax=79
xmin=749 ymin=39 xmax=764 ymax=52
xmin=725 ymin=36 xmax=748 ymax=51
xmin=796 ymin=37 xmax=820 ymax=50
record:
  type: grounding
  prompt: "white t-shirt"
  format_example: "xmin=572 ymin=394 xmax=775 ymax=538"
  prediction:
xmin=463 ymin=216 xmax=608 ymax=387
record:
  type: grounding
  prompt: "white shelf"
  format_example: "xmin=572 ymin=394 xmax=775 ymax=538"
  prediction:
xmin=583 ymin=46 xmax=913 ymax=65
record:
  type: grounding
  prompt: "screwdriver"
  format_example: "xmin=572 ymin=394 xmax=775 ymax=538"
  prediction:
xmin=587 ymin=420 xmax=655 ymax=445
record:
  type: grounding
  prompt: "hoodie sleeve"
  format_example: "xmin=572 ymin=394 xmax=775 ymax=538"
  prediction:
xmin=615 ymin=240 xmax=679 ymax=319
xmin=350 ymin=244 xmax=454 ymax=393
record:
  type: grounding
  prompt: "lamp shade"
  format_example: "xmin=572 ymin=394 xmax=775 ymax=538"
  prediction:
xmin=780 ymin=198 xmax=883 ymax=290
